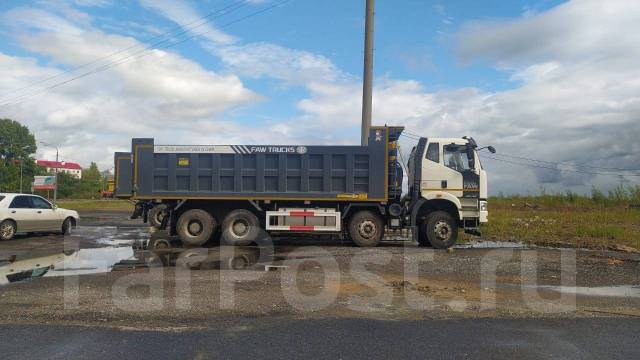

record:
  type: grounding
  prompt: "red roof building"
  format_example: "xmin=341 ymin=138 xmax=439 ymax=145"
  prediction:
xmin=37 ymin=160 xmax=83 ymax=179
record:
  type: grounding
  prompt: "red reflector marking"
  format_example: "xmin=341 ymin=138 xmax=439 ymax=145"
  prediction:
xmin=289 ymin=211 xmax=315 ymax=217
xmin=289 ymin=225 xmax=315 ymax=231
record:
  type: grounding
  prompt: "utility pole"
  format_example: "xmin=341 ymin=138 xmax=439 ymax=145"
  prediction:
xmin=361 ymin=0 xmax=375 ymax=146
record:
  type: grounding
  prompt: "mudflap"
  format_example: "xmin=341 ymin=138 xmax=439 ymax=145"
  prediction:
xmin=131 ymin=202 xmax=144 ymax=220
xmin=409 ymin=225 xmax=419 ymax=242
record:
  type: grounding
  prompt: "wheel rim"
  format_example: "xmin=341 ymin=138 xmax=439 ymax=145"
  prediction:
xmin=434 ymin=220 xmax=452 ymax=241
xmin=154 ymin=239 xmax=171 ymax=249
xmin=155 ymin=211 xmax=166 ymax=224
xmin=230 ymin=255 xmax=250 ymax=270
xmin=1 ymin=223 xmax=14 ymax=238
xmin=232 ymin=219 xmax=249 ymax=237
xmin=187 ymin=220 xmax=203 ymax=236
xmin=358 ymin=219 xmax=377 ymax=239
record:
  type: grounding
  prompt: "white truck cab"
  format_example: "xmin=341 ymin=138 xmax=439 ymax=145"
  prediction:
xmin=407 ymin=136 xmax=490 ymax=248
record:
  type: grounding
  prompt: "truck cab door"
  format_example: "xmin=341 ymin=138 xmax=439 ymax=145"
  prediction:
xmin=421 ymin=141 xmax=463 ymax=198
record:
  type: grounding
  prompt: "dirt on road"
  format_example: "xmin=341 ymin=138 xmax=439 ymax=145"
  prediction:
xmin=0 ymin=211 xmax=638 ymax=330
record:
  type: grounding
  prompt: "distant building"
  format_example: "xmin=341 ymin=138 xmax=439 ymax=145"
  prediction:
xmin=36 ymin=160 xmax=82 ymax=179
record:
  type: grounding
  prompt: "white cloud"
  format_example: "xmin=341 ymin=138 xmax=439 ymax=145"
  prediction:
xmin=2 ymin=0 xmax=639 ymax=194
xmin=0 ymin=8 xmax=261 ymax=169
xmin=214 ymin=42 xmax=346 ymax=85
xmin=138 ymin=0 xmax=236 ymax=45
xmin=456 ymin=0 xmax=640 ymax=67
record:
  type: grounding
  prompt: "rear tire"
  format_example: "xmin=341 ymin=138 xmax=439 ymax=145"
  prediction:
xmin=148 ymin=204 xmax=168 ymax=228
xmin=423 ymin=211 xmax=458 ymax=249
xmin=148 ymin=237 xmax=172 ymax=250
xmin=176 ymin=209 xmax=216 ymax=246
xmin=348 ymin=210 xmax=384 ymax=247
xmin=0 ymin=220 xmax=16 ymax=241
xmin=221 ymin=209 xmax=260 ymax=246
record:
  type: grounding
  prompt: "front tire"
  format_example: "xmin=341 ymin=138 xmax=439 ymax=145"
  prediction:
xmin=0 ymin=220 xmax=16 ymax=241
xmin=348 ymin=210 xmax=384 ymax=247
xmin=176 ymin=209 xmax=216 ymax=246
xmin=221 ymin=209 xmax=260 ymax=246
xmin=422 ymin=211 xmax=458 ymax=249
xmin=62 ymin=217 xmax=75 ymax=235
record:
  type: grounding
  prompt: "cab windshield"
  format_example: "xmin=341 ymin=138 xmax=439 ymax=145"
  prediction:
xmin=443 ymin=144 xmax=474 ymax=171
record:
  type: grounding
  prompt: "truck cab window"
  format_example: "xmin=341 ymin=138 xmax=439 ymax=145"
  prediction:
xmin=426 ymin=142 xmax=439 ymax=163
xmin=444 ymin=145 xmax=471 ymax=172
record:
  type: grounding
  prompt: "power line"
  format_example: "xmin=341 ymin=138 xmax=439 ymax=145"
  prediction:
xmin=401 ymin=132 xmax=639 ymax=174
xmin=484 ymin=150 xmax=640 ymax=173
xmin=400 ymin=133 xmax=638 ymax=177
xmin=0 ymin=0 xmax=250 ymax=100
xmin=480 ymin=154 xmax=640 ymax=178
xmin=0 ymin=1 xmax=249 ymax=107
xmin=400 ymin=133 xmax=420 ymax=141
xmin=0 ymin=0 xmax=291 ymax=107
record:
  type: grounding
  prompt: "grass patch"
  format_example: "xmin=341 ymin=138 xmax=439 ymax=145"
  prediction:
xmin=484 ymin=194 xmax=640 ymax=250
xmin=56 ymin=199 xmax=134 ymax=212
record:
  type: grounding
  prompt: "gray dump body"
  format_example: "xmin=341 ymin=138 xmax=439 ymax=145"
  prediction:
xmin=114 ymin=152 xmax=132 ymax=199
xmin=119 ymin=127 xmax=403 ymax=202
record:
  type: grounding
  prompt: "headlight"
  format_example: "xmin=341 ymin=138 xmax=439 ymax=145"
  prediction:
xmin=480 ymin=201 xmax=488 ymax=212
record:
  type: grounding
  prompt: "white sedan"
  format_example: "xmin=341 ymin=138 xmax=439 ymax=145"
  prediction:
xmin=0 ymin=194 xmax=79 ymax=240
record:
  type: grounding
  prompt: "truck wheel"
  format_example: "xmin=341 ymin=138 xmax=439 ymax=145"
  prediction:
xmin=176 ymin=209 xmax=216 ymax=246
xmin=148 ymin=204 xmax=168 ymax=228
xmin=221 ymin=209 xmax=260 ymax=246
xmin=148 ymin=237 xmax=172 ymax=250
xmin=423 ymin=211 xmax=458 ymax=249
xmin=417 ymin=224 xmax=432 ymax=247
xmin=348 ymin=210 xmax=384 ymax=247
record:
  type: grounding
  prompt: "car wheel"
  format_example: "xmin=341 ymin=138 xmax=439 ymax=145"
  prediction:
xmin=62 ymin=217 xmax=75 ymax=235
xmin=176 ymin=209 xmax=216 ymax=247
xmin=348 ymin=210 xmax=384 ymax=247
xmin=0 ymin=220 xmax=16 ymax=241
xmin=221 ymin=209 xmax=260 ymax=246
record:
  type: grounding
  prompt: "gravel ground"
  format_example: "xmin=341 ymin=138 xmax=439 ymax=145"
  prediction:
xmin=0 ymin=211 xmax=638 ymax=329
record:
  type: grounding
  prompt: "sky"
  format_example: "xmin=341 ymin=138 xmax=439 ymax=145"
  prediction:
xmin=0 ymin=0 xmax=638 ymax=195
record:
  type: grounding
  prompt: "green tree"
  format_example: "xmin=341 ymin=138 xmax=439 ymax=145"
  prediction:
xmin=56 ymin=172 xmax=80 ymax=199
xmin=76 ymin=162 xmax=103 ymax=198
xmin=0 ymin=119 xmax=39 ymax=192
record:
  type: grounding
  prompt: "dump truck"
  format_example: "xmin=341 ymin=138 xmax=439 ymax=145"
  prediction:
xmin=114 ymin=126 xmax=489 ymax=248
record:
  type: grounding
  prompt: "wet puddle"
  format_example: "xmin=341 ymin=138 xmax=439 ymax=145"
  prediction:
xmin=1 ymin=226 xmax=277 ymax=285
xmin=70 ymin=226 xmax=150 ymax=247
xmin=455 ymin=240 xmax=529 ymax=249
xmin=542 ymin=285 xmax=640 ymax=298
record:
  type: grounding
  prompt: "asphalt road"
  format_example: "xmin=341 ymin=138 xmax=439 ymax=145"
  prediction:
xmin=1 ymin=317 xmax=638 ymax=359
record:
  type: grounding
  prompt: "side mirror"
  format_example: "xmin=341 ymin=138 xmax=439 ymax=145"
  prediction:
xmin=52 ymin=204 xmax=58 ymax=210
xmin=487 ymin=146 xmax=496 ymax=154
